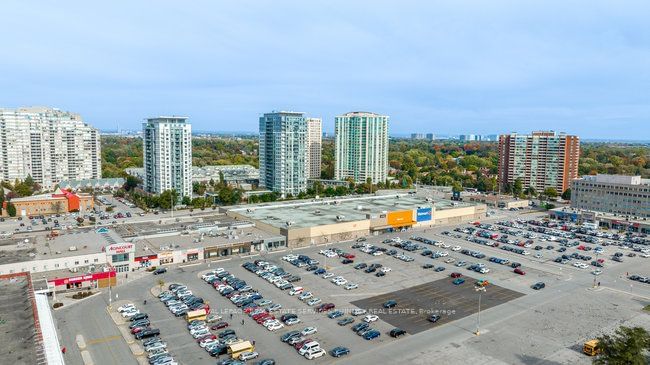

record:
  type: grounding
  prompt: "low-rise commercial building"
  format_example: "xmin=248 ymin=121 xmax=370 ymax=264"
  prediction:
xmin=226 ymin=194 xmax=486 ymax=248
xmin=6 ymin=189 xmax=94 ymax=216
xmin=550 ymin=207 xmax=650 ymax=234
xmin=466 ymin=194 xmax=530 ymax=209
xmin=571 ymin=174 xmax=650 ymax=219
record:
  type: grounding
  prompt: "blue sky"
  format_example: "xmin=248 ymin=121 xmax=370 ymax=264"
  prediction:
xmin=1 ymin=1 xmax=649 ymax=139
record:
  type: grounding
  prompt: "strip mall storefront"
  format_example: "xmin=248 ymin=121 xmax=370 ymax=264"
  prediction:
xmin=106 ymin=243 xmax=135 ymax=273
xmin=48 ymin=271 xmax=117 ymax=291
xmin=135 ymin=254 xmax=158 ymax=268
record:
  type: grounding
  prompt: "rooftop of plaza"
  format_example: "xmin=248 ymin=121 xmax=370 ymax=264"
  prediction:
xmin=228 ymin=193 xmax=476 ymax=229
xmin=0 ymin=273 xmax=41 ymax=365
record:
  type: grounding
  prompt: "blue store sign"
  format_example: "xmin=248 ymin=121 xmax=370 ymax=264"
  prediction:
xmin=416 ymin=208 xmax=432 ymax=222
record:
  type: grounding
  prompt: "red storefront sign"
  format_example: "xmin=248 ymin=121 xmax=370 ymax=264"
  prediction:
xmin=106 ymin=243 xmax=134 ymax=254
xmin=48 ymin=271 xmax=116 ymax=286
xmin=135 ymin=255 xmax=158 ymax=262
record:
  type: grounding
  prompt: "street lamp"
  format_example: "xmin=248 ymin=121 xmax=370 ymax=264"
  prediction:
xmin=475 ymin=286 xmax=486 ymax=335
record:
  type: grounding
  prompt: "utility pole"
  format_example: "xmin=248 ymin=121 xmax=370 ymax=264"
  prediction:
xmin=475 ymin=286 xmax=486 ymax=335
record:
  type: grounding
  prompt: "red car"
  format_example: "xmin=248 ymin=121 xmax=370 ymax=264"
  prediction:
xmin=211 ymin=322 xmax=229 ymax=330
xmin=196 ymin=334 xmax=217 ymax=342
xmin=293 ymin=338 xmax=312 ymax=350
xmin=514 ymin=268 xmax=526 ymax=275
xmin=256 ymin=315 xmax=274 ymax=324
xmin=597 ymin=258 xmax=605 ymax=263
xmin=342 ymin=253 xmax=356 ymax=259
xmin=131 ymin=326 xmax=148 ymax=334
xmin=244 ymin=306 xmax=259 ymax=314
xmin=316 ymin=303 xmax=335 ymax=312
xmin=252 ymin=312 xmax=269 ymax=321
xmin=450 ymin=272 xmax=462 ymax=278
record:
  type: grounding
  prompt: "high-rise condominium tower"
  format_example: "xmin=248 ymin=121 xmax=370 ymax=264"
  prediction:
xmin=306 ymin=118 xmax=322 ymax=179
xmin=259 ymin=111 xmax=307 ymax=197
xmin=334 ymin=111 xmax=388 ymax=183
xmin=498 ymin=131 xmax=580 ymax=193
xmin=142 ymin=116 xmax=192 ymax=199
xmin=0 ymin=107 xmax=101 ymax=188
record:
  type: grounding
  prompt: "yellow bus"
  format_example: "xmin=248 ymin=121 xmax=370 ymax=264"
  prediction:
xmin=185 ymin=309 xmax=208 ymax=323
xmin=228 ymin=340 xmax=254 ymax=359
xmin=583 ymin=340 xmax=600 ymax=356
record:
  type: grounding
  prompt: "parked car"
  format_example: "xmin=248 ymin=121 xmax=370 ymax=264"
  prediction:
xmin=330 ymin=346 xmax=350 ymax=357
xmin=390 ymin=328 xmax=407 ymax=337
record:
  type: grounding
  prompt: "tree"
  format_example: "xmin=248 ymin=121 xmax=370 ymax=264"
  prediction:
xmin=513 ymin=178 xmax=523 ymax=196
xmin=452 ymin=181 xmax=463 ymax=193
xmin=594 ymin=326 xmax=650 ymax=365
xmin=7 ymin=202 xmax=16 ymax=217
xmin=561 ymin=188 xmax=571 ymax=200
xmin=158 ymin=189 xmax=178 ymax=209
xmin=524 ymin=186 xmax=537 ymax=198
xmin=543 ymin=187 xmax=558 ymax=199
xmin=124 ymin=176 xmax=141 ymax=191
xmin=181 ymin=196 xmax=191 ymax=206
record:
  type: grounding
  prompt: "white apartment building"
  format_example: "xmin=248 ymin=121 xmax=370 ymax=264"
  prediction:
xmin=142 ymin=117 xmax=192 ymax=199
xmin=571 ymin=174 xmax=650 ymax=218
xmin=306 ymin=118 xmax=322 ymax=179
xmin=259 ymin=111 xmax=307 ymax=198
xmin=335 ymin=111 xmax=389 ymax=183
xmin=0 ymin=107 xmax=101 ymax=188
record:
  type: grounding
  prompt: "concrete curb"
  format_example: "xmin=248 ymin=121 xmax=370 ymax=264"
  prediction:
xmin=119 ymin=326 xmax=135 ymax=344
xmin=80 ymin=350 xmax=94 ymax=365
xmin=76 ymin=334 xmax=87 ymax=350
xmin=130 ymin=342 xmax=144 ymax=356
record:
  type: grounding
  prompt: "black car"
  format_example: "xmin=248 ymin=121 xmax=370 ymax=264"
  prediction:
xmin=281 ymin=331 xmax=301 ymax=342
xmin=354 ymin=263 xmax=368 ymax=270
xmin=383 ymin=300 xmax=397 ymax=308
xmin=531 ymin=282 xmax=546 ymax=290
xmin=364 ymin=267 xmax=377 ymax=273
xmin=153 ymin=267 xmax=167 ymax=275
xmin=130 ymin=313 xmax=149 ymax=322
xmin=511 ymin=262 xmax=522 ymax=268
xmin=428 ymin=314 xmax=441 ymax=323
xmin=135 ymin=328 xmax=160 ymax=340
xmin=352 ymin=322 xmax=369 ymax=333
xmin=281 ymin=313 xmax=298 ymax=322
xmin=218 ymin=329 xmax=236 ymax=338
xmin=422 ymin=264 xmax=434 ymax=269
xmin=208 ymin=345 xmax=228 ymax=357
xmin=389 ymin=328 xmax=407 ymax=338
xmin=375 ymin=271 xmax=386 ymax=277
xmin=341 ymin=258 xmax=354 ymax=264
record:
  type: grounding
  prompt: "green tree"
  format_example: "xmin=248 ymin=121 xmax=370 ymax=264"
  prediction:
xmin=158 ymin=190 xmax=178 ymax=209
xmin=561 ymin=188 xmax=571 ymax=200
xmin=124 ymin=176 xmax=141 ymax=191
xmin=181 ymin=196 xmax=191 ymax=206
xmin=513 ymin=178 xmax=523 ymax=196
xmin=594 ymin=326 xmax=650 ymax=365
xmin=543 ymin=187 xmax=558 ymax=199
xmin=7 ymin=202 xmax=16 ymax=217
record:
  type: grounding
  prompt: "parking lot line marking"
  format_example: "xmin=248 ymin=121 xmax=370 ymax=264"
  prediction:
xmin=85 ymin=335 xmax=122 ymax=346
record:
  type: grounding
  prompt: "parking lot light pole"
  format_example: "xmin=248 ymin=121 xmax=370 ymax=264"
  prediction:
xmin=475 ymin=286 xmax=486 ymax=335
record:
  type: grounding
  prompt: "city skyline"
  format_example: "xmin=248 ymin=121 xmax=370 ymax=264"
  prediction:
xmin=1 ymin=1 xmax=649 ymax=140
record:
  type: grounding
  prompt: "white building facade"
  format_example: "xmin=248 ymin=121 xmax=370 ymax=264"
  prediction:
xmin=259 ymin=111 xmax=307 ymax=197
xmin=0 ymin=107 xmax=101 ymax=188
xmin=306 ymin=118 xmax=322 ymax=179
xmin=142 ymin=117 xmax=192 ymax=199
xmin=335 ymin=111 xmax=388 ymax=183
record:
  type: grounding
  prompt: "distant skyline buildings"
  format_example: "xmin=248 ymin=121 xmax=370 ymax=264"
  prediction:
xmin=258 ymin=111 xmax=308 ymax=198
xmin=306 ymin=118 xmax=322 ymax=179
xmin=335 ymin=112 xmax=389 ymax=184
xmin=142 ymin=116 xmax=193 ymax=199
xmin=0 ymin=107 xmax=101 ymax=189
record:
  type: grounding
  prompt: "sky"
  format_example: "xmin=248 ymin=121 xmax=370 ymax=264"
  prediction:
xmin=1 ymin=1 xmax=649 ymax=140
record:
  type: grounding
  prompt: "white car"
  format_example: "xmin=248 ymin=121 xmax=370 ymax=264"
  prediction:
xmin=307 ymin=298 xmax=322 ymax=306
xmin=479 ymin=267 xmax=490 ymax=274
xmin=121 ymin=310 xmax=140 ymax=318
xmin=285 ymin=317 xmax=301 ymax=326
xmin=305 ymin=348 xmax=326 ymax=360
xmin=301 ymin=326 xmax=317 ymax=336
xmin=380 ymin=267 xmax=391 ymax=273
xmin=299 ymin=291 xmax=313 ymax=300
xmin=322 ymin=273 xmax=334 ymax=279
xmin=267 ymin=322 xmax=285 ymax=331
xmin=118 ymin=304 xmax=135 ymax=313
xmin=351 ymin=308 xmax=367 ymax=316
xmin=344 ymin=283 xmax=359 ymax=290
xmin=199 ymin=338 xmax=218 ymax=348
xmin=239 ymin=351 xmax=259 ymax=361
xmin=592 ymin=269 xmax=603 ymax=275
xmin=372 ymin=251 xmax=383 ymax=256
xmin=534 ymin=253 xmax=543 ymax=259
xmin=363 ymin=314 xmax=379 ymax=323
xmin=334 ymin=279 xmax=348 ymax=286
xmin=440 ymin=243 xmax=450 ymax=249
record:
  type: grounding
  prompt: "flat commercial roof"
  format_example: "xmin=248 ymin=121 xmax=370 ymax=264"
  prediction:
xmin=229 ymin=194 xmax=476 ymax=229
xmin=0 ymin=273 xmax=43 ymax=365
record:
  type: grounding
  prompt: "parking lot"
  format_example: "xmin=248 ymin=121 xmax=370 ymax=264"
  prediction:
xmin=56 ymin=209 xmax=650 ymax=365
xmin=352 ymin=277 xmax=524 ymax=334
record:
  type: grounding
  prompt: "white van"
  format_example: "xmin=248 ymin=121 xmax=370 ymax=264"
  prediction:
xmin=298 ymin=341 xmax=320 ymax=356
xmin=289 ymin=287 xmax=304 ymax=296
